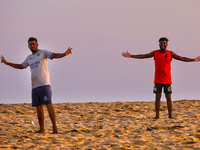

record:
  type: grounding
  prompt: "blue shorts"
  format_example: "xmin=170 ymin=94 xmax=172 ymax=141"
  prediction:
xmin=32 ymin=85 xmax=52 ymax=107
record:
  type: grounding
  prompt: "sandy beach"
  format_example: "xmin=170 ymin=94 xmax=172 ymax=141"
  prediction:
xmin=1 ymin=100 xmax=200 ymax=149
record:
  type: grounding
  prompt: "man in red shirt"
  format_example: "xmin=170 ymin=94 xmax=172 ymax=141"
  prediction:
xmin=122 ymin=37 xmax=200 ymax=119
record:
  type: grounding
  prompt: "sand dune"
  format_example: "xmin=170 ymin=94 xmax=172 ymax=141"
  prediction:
xmin=1 ymin=100 xmax=200 ymax=149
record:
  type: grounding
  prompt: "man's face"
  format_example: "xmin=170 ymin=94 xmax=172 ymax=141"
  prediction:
xmin=28 ymin=40 xmax=38 ymax=53
xmin=159 ymin=41 xmax=168 ymax=51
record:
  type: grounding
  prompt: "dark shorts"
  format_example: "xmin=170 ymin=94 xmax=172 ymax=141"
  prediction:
xmin=32 ymin=85 xmax=52 ymax=107
xmin=153 ymin=83 xmax=172 ymax=94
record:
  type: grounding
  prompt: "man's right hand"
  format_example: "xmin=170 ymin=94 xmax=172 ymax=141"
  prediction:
xmin=121 ymin=51 xmax=131 ymax=58
xmin=0 ymin=55 xmax=7 ymax=64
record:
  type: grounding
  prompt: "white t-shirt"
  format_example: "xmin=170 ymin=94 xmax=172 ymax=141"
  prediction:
xmin=22 ymin=49 xmax=54 ymax=89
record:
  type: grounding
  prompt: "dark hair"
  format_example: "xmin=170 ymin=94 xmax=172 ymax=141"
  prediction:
xmin=159 ymin=37 xmax=169 ymax=43
xmin=28 ymin=37 xmax=37 ymax=43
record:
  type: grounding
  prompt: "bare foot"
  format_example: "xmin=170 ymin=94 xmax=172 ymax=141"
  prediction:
xmin=36 ymin=130 xmax=45 ymax=133
xmin=53 ymin=126 xmax=58 ymax=134
xmin=53 ymin=130 xmax=58 ymax=134
xmin=153 ymin=116 xmax=159 ymax=119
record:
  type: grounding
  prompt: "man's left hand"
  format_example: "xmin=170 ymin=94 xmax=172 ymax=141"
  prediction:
xmin=65 ymin=47 xmax=73 ymax=55
xmin=195 ymin=56 xmax=200 ymax=62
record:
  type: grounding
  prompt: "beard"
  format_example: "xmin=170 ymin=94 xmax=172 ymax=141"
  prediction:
xmin=31 ymin=50 xmax=37 ymax=53
xmin=160 ymin=46 xmax=166 ymax=51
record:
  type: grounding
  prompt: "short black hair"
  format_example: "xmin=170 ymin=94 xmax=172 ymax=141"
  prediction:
xmin=159 ymin=37 xmax=169 ymax=43
xmin=28 ymin=37 xmax=37 ymax=43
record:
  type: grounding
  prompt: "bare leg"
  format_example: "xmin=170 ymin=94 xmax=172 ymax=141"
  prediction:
xmin=154 ymin=93 xmax=161 ymax=119
xmin=36 ymin=104 xmax=45 ymax=133
xmin=165 ymin=93 xmax=173 ymax=118
xmin=46 ymin=103 xmax=58 ymax=134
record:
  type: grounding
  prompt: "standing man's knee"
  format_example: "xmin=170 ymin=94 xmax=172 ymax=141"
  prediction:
xmin=165 ymin=93 xmax=171 ymax=101
xmin=156 ymin=93 xmax=161 ymax=100
xmin=46 ymin=103 xmax=53 ymax=109
xmin=36 ymin=104 xmax=43 ymax=110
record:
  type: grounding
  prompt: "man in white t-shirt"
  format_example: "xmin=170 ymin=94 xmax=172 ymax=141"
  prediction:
xmin=0 ymin=37 xmax=73 ymax=133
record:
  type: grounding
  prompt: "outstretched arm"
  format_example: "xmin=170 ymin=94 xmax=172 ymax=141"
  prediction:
xmin=121 ymin=51 xmax=154 ymax=59
xmin=52 ymin=47 xmax=73 ymax=59
xmin=172 ymin=52 xmax=200 ymax=62
xmin=0 ymin=55 xmax=24 ymax=69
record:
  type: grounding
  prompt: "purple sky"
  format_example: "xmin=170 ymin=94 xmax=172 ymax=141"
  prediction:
xmin=1 ymin=0 xmax=200 ymax=103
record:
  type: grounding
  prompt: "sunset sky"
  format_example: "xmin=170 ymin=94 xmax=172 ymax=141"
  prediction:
xmin=1 ymin=0 xmax=200 ymax=104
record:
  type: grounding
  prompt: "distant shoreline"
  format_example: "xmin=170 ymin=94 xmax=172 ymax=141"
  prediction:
xmin=1 ymin=99 xmax=199 ymax=105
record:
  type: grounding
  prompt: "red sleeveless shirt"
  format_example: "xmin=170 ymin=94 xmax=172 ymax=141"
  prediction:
xmin=154 ymin=50 xmax=172 ymax=84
